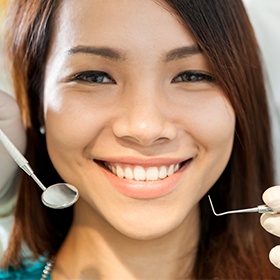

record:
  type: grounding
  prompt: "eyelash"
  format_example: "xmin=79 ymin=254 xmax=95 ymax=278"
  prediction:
xmin=71 ymin=71 xmax=116 ymax=84
xmin=70 ymin=70 xmax=213 ymax=84
xmin=172 ymin=70 xmax=214 ymax=83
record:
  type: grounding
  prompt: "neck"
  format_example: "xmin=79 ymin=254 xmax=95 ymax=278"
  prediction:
xmin=52 ymin=200 xmax=199 ymax=280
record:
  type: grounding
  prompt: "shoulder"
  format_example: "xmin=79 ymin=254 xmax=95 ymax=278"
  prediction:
xmin=0 ymin=258 xmax=49 ymax=280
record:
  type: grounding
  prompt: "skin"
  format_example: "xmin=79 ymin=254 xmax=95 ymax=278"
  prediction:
xmin=43 ymin=0 xmax=235 ymax=278
xmin=262 ymin=186 xmax=280 ymax=269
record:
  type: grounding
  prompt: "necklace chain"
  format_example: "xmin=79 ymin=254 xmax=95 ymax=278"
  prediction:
xmin=40 ymin=259 xmax=55 ymax=280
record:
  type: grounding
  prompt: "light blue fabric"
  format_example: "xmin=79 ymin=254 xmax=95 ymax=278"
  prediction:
xmin=0 ymin=257 xmax=51 ymax=280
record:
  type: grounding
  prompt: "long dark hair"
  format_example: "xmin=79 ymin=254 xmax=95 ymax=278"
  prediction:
xmin=2 ymin=0 xmax=279 ymax=278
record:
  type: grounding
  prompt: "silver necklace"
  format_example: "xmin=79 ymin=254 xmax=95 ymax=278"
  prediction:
xmin=40 ymin=259 xmax=55 ymax=280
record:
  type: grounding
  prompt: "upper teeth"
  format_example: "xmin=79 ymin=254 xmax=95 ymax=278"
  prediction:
xmin=104 ymin=163 xmax=180 ymax=181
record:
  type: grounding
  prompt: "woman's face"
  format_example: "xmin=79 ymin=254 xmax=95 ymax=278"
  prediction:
xmin=43 ymin=0 xmax=235 ymax=239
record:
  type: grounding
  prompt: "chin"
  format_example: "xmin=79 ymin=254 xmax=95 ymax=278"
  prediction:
xmin=116 ymin=223 xmax=176 ymax=241
xmin=108 ymin=205 xmax=199 ymax=241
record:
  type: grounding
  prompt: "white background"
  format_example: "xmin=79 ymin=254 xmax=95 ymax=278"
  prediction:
xmin=243 ymin=0 xmax=280 ymax=183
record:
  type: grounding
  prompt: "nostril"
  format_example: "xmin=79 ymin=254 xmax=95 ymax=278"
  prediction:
xmin=156 ymin=137 xmax=173 ymax=144
xmin=112 ymin=125 xmax=177 ymax=147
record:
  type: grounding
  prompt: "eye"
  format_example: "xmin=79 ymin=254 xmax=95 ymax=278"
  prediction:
xmin=71 ymin=71 xmax=115 ymax=84
xmin=172 ymin=70 xmax=214 ymax=83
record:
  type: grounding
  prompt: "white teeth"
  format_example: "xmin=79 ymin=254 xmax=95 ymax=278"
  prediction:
xmin=112 ymin=166 xmax=116 ymax=174
xmin=116 ymin=165 xmax=124 ymax=179
xmin=146 ymin=167 xmax=159 ymax=181
xmin=134 ymin=166 xmax=146 ymax=181
xmin=124 ymin=167 xmax=133 ymax=180
xmin=106 ymin=162 xmax=181 ymax=181
xmin=158 ymin=166 xmax=167 ymax=179
xmin=167 ymin=164 xmax=174 ymax=176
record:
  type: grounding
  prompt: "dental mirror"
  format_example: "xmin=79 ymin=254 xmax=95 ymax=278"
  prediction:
xmin=208 ymin=195 xmax=276 ymax=216
xmin=0 ymin=128 xmax=79 ymax=209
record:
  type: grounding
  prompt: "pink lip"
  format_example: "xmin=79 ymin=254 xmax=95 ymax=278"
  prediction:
xmin=98 ymin=159 xmax=192 ymax=199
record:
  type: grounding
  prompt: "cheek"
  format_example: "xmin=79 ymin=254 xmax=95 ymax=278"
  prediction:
xmin=180 ymin=93 xmax=235 ymax=151
xmin=185 ymin=95 xmax=235 ymax=183
xmin=43 ymin=93 xmax=109 ymax=162
xmin=43 ymin=95 xmax=106 ymax=185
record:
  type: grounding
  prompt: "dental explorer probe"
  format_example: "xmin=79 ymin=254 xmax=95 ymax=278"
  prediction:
xmin=208 ymin=195 xmax=277 ymax=216
xmin=0 ymin=128 xmax=79 ymax=209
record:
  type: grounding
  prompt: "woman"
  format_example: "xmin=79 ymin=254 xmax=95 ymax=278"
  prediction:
xmin=1 ymin=0 xmax=280 ymax=279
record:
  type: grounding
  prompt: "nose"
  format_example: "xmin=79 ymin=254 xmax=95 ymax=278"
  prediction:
xmin=112 ymin=88 xmax=177 ymax=147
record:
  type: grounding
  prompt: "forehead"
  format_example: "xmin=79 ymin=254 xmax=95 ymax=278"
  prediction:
xmin=50 ymin=0 xmax=196 ymax=56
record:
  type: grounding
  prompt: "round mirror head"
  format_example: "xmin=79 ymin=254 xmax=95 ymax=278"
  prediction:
xmin=41 ymin=183 xmax=79 ymax=209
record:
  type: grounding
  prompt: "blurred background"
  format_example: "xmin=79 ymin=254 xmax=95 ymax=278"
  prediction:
xmin=0 ymin=0 xmax=12 ymax=94
xmin=0 ymin=0 xmax=279 ymax=182
xmin=243 ymin=0 xmax=280 ymax=183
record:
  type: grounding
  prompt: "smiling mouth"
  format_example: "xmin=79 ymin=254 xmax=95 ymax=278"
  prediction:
xmin=96 ymin=160 xmax=190 ymax=181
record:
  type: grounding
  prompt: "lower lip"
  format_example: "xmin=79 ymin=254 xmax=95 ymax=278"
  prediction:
xmin=100 ymin=161 xmax=191 ymax=199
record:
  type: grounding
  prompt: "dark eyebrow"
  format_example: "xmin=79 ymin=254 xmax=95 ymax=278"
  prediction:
xmin=165 ymin=45 xmax=202 ymax=62
xmin=65 ymin=45 xmax=126 ymax=61
xmin=66 ymin=45 xmax=201 ymax=62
